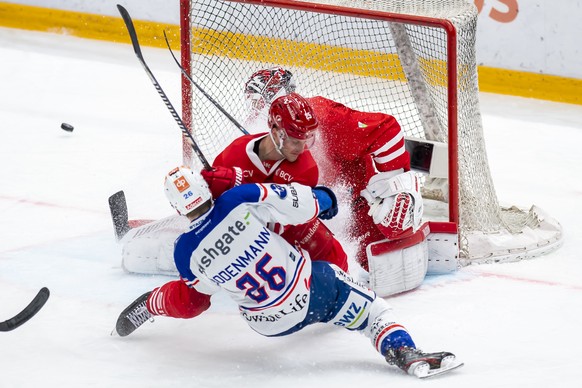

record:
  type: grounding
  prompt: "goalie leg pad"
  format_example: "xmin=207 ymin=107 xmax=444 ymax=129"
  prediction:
xmin=121 ymin=215 xmax=189 ymax=275
xmin=367 ymin=223 xmax=430 ymax=297
xmin=148 ymin=280 xmax=211 ymax=319
xmin=426 ymin=222 xmax=459 ymax=274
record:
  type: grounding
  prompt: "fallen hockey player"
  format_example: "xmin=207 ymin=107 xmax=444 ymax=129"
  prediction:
xmin=113 ymin=166 xmax=463 ymax=379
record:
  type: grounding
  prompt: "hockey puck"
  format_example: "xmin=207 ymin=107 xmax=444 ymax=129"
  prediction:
xmin=61 ymin=123 xmax=74 ymax=132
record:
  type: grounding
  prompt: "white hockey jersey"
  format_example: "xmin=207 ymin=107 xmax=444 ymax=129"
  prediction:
xmin=174 ymin=182 xmax=320 ymax=336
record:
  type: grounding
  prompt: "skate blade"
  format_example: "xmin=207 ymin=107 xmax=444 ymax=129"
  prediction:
xmin=412 ymin=359 xmax=464 ymax=379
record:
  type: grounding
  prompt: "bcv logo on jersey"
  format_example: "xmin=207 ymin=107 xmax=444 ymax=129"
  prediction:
xmin=275 ymin=168 xmax=294 ymax=182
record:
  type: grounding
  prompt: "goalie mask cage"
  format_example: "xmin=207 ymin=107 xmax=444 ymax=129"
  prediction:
xmin=179 ymin=0 xmax=562 ymax=265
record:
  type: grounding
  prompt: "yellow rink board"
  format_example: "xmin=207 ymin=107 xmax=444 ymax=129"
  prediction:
xmin=1 ymin=2 xmax=580 ymax=105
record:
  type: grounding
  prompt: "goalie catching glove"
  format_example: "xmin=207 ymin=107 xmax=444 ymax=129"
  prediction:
xmin=360 ymin=170 xmax=423 ymax=239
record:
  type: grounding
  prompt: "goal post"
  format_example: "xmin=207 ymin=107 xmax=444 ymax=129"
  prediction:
xmin=179 ymin=0 xmax=562 ymax=264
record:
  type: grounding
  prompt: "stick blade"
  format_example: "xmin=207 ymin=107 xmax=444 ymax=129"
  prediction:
xmin=0 ymin=287 xmax=50 ymax=332
xmin=109 ymin=190 xmax=130 ymax=241
xmin=116 ymin=4 xmax=142 ymax=57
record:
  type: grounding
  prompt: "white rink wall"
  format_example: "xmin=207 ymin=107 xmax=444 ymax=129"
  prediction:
xmin=3 ymin=0 xmax=179 ymax=23
xmin=3 ymin=0 xmax=582 ymax=79
xmin=474 ymin=0 xmax=582 ymax=78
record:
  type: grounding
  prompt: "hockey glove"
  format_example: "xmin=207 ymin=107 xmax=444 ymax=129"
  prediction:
xmin=360 ymin=170 xmax=423 ymax=237
xmin=312 ymin=185 xmax=338 ymax=220
xmin=200 ymin=166 xmax=243 ymax=199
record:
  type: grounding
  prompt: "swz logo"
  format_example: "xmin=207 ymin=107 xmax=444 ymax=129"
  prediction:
xmin=334 ymin=301 xmax=369 ymax=328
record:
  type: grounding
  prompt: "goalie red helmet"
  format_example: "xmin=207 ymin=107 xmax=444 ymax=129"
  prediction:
xmin=268 ymin=92 xmax=318 ymax=145
xmin=164 ymin=166 xmax=212 ymax=216
xmin=244 ymin=67 xmax=296 ymax=104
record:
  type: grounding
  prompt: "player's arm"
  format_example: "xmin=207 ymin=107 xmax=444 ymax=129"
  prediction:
xmin=358 ymin=111 xmax=410 ymax=173
xmin=279 ymin=156 xmax=339 ymax=218
xmin=329 ymin=101 xmax=422 ymax=237
xmin=310 ymin=96 xmax=410 ymax=171
xmin=219 ymin=182 xmax=334 ymax=226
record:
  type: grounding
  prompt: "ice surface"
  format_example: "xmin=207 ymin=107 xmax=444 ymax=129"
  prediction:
xmin=1 ymin=27 xmax=582 ymax=388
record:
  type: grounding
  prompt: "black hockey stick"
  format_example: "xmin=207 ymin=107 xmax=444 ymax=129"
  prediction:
xmin=116 ymin=4 xmax=211 ymax=170
xmin=162 ymin=31 xmax=250 ymax=136
xmin=0 ymin=287 xmax=50 ymax=332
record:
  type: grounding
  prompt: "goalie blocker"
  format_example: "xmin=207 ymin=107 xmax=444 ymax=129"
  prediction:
xmin=367 ymin=221 xmax=459 ymax=297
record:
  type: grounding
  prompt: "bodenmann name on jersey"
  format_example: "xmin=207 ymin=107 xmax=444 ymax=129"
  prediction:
xmin=201 ymin=226 xmax=272 ymax=285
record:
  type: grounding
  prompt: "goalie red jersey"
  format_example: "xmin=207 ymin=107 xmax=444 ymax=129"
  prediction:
xmin=243 ymin=69 xmax=414 ymax=270
xmin=306 ymin=96 xmax=411 ymax=268
xmin=307 ymin=96 xmax=410 ymax=193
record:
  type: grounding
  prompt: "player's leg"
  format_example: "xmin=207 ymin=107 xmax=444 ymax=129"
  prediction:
xmin=306 ymin=262 xmax=460 ymax=376
xmin=114 ymin=280 xmax=211 ymax=337
xmin=147 ymin=280 xmax=211 ymax=318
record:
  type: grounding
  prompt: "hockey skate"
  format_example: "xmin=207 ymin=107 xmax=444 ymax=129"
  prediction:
xmin=113 ymin=292 xmax=154 ymax=337
xmin=385 ymin=346 xmax=463 ymax=379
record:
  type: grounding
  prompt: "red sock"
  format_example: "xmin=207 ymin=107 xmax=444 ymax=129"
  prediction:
xmin=147 ymin=280 xmax=211 ymax=319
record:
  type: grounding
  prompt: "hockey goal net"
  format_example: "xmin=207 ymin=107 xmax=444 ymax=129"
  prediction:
xmin=179 ymin=0 xmax=562 ymax=264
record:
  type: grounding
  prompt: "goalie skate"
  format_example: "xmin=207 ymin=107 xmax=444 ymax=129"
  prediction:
xmin=386 ymin=346 xmax=464 ymax=379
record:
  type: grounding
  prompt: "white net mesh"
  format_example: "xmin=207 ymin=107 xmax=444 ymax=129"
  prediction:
xmin=182 ymin=0 xmax=562 ymax=263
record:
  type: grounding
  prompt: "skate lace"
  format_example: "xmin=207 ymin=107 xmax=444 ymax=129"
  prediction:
xmin=126 ymin=301 xmax=152 ymax=327
xmin=386 ymin=347 xmax=424 ymax=368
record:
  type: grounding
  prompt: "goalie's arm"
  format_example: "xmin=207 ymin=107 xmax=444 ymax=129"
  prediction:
xmin=309 ymin=96 xmax=410 ymax=172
